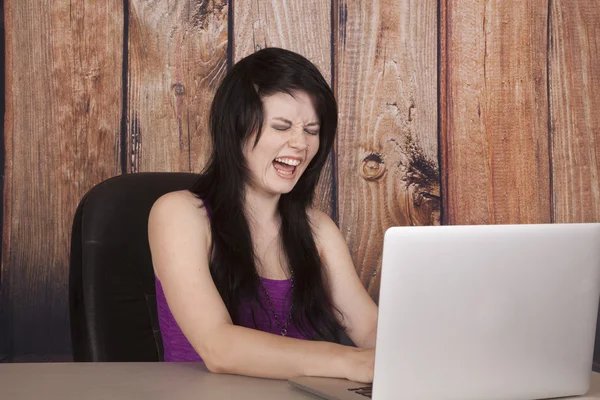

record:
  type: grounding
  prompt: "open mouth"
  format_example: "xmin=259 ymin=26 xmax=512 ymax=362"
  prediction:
xmin=272 ymin=157 xmax=301 ymax=178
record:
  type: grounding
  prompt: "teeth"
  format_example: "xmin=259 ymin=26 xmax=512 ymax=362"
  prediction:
xmin=275 ymin=157 xmax=301 ymax=166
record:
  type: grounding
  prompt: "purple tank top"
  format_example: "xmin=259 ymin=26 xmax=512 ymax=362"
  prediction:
xmin=155 ymin=199 xmax=312 ymax=362
xmin=156 ymin=276 xmax=311 ymax=362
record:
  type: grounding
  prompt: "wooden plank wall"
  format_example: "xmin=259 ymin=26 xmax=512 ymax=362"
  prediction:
xmin=442 ymin=0 xmax=551 ymax=225
xmin=441 ymin=0 xmax=600 ymax=226
xmin=1 ymin=0 xmax=599 ymax=362
xmin=2 ymin=0 xmax=124 ymax=361
xmin=335 ymin=0 xmax=439 ymax=299
xmin=127 ymin=1 xmax=228 ymax=173
xmin=0 ymin=0 xmax=6 ymax=364
xmin=549 ymin=1 xmax=600 ymax=223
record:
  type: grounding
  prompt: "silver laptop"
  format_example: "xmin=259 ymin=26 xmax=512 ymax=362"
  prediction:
xmin=290 ymin=223 xmax=600 ymax=400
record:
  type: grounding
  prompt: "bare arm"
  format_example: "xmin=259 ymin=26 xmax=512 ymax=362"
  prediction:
xmin=149 ymin=191 xmax=372 ymax=381
xmin=310 ymin=210 xmax=379 ymax=349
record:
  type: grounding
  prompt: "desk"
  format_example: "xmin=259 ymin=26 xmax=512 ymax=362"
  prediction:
xmin=1 ymin=362 xmax=311 ymax=400
xmin=1 ymin=362 xmax=600 ymax=399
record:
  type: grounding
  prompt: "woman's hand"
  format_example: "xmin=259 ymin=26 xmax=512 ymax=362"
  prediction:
xmin=343 ymin=347 xmax=375 ymax=383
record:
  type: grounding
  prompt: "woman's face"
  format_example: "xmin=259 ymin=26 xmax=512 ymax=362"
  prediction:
xmin=243 ymin=90 xmax=321 ymax=197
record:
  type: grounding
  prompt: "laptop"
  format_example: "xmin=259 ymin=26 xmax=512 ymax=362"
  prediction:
xmin=289 ymin=223 xmax=600 ymax=400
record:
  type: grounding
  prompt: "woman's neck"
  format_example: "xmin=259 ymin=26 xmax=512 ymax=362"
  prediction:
xmin=244 ymin=185 xmax=280 ymax=227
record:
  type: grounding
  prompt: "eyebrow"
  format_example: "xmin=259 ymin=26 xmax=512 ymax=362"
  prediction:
xmin=272 ymin=117 xmax=320 ymax=127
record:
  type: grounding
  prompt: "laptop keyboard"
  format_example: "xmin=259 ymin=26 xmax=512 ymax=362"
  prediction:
xmin=348 ymin=385 xmax=372 ymax=398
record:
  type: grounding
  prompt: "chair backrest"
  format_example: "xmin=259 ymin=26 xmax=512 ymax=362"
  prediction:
xmin=69 ymin=172 xmax=199 ymax=361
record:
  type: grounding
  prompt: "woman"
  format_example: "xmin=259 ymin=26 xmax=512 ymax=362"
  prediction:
xmin=149 ymin=47 xmax=378 ymax=383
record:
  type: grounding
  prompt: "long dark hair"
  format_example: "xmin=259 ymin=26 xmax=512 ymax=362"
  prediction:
xmin=190 ymin=47 xmax=343 ymax=342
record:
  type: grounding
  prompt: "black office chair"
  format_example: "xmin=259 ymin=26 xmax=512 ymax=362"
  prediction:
xmin=69 ymin=172 xmax=199 ymax=361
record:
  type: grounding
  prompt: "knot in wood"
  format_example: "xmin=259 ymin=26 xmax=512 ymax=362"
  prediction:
xmin=361 ymin=153 xmax=385 ymax=181
xmin=87 ymin=68 xmax=101 ymax=83
xmin=172 ymin=83 xmax=185 ymax=96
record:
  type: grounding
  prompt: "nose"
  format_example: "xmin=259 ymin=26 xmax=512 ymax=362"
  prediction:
xmin=288 ymin=129 xmax=308 ymax=151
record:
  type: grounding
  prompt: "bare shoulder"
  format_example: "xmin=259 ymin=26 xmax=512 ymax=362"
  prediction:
xmin=307 ymin=208 xmax=342 ymax=247
xmin=307 ymin=208 xmax=335 ymax=229
xmin=306 ymin=208 xmax=360 ymax=281
xmin=148 ymin=190 xmax=211 ymax=278
xmin=149 ymin=190 xmax=209 ymax=227
xmin=151 ymin=189 xmax=205 ymax=212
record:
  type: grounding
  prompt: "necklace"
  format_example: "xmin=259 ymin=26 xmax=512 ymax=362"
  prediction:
xmin=258 ymin=272 xmax=294 ymax=336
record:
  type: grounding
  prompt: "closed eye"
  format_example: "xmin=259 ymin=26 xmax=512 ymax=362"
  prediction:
xmin=272 ymin=124 xmax=318 ymax=135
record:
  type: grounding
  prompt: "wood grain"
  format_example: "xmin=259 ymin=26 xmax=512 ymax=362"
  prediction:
xmin=127 ymin=0 xmax=228 ymax=173
xmin=2 ymin=0 xmax=123 ymax=360
xmin=233 ymin=0 xmax=335 ymax=216
xmin=549 ymin=0 xmax=600 ymax=223
xmin=0 ymin=0 xmax=6 ymax=363
xmin=335 ymin=0 xmax=440 ymax=299
xmin=442 ymin=0 xmax=551 ymax=225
